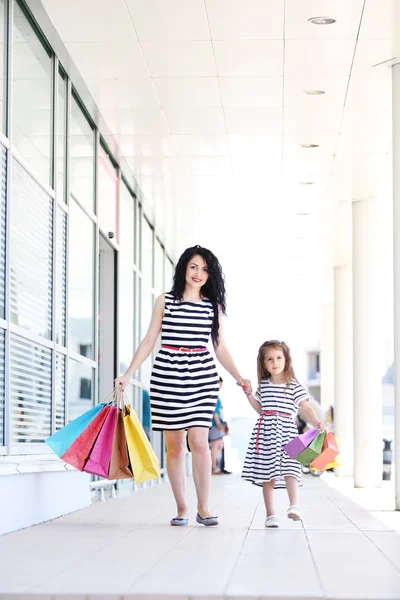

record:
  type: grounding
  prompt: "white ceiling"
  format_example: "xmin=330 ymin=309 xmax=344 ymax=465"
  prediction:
xmin=38 ymin=0 xmax=396 ymax=380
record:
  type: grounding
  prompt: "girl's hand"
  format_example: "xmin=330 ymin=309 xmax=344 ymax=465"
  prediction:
xmin=114 ymin=373 xmax=131 ymax=392
xmin=242 ymin=379 xmax=253 ymax=396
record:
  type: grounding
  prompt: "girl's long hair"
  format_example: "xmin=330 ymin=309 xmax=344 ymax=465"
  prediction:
xmin=257 ymin=340 xmax=297 ymax=385
xmin=170 ymin=245 xmax=226 ymax=346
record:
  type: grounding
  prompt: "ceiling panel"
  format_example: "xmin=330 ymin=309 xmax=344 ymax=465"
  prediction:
xmin=163 ymin=107 xmax=226 ymax=134
xmin=219 ymin=77 xmax=283 ymax=107
xmin=100 ymin=107 xmax=169 ymax=135
xmin=125 ymin=0 xmax=209 ymax=41
xmin=285 ymin=0 xmax=364 ymax=40
xmin=41 ymin=0 xmax=137 ymax=42
xmin=228 ymin=135 xmax=283 ymax=156
xmin=104 ymin=134 xmax=179 ymax=157
xmin=177 ymin=134 xmax=229 ymax=156
xmin=206 ymin=0 xmax=284 ymax=40
xmin=65 ymin=41 xmax=149 ymax=79
xmin=181 ymin=156 xmax=232 ymax=176
xmin=213 ymin=41 xmax=283 ymax=77
xmin=358 ymin=0 xmax=394 ymax=40
xmin=284 ymin=76 xmax=348 ymax=107
xmin=141 ymin=42 xmax=216 ymax=77
xmin=154 ymin=78 xmax=221 ymax=107
xmin=285 ymin=40 xmax=355 ymax=77
xmin=126 ymin=156 xmax=183 ymax=176
xmin=84 ymin=77 xmax=160 ymax=109
xmin=224 ymin=106 xmax=282 ymax=135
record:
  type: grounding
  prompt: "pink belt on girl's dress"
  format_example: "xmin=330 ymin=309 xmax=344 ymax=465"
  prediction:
xmin=255 ymin=410 xmax=292 ymax=453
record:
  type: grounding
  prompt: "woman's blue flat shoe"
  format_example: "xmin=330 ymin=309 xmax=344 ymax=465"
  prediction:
xmin=170 ymin=517 xmax=188 ymax=526
xmin=196 ymin=513 xmax=219 ymax=526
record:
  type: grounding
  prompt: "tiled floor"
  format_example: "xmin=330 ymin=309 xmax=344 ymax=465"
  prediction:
xmin=1 ymin=473 xmax=400 ymax=600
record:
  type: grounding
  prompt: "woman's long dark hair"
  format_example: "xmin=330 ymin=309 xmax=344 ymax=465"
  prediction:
xmin=170 ymin=245 xmax=226 ymax=346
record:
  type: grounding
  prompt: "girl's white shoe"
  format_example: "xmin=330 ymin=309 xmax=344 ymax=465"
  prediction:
xmin=287 ymin=505 xmax=302 ymax=521
xmin=265 ymin=515 xmax=279 ymax=528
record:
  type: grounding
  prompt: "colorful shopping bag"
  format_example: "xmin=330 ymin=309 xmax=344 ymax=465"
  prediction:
xmin=283 ymin=427 xmax=319 ymax=459
xmin=109 ymin=410 xmax=133 ymax=480
xmin=46 ymin=403 xmax=106 ymax=458
xmin=84 ymin=406 xmax=117 ymax=477
xmin=61 ymin=405 xmax=111 ymax=470
xmin=124 ymin=404 xmax=160 ymax=484
xmin=310 ymin=433 xmax=340 ymax=471
xmin=295 ymin=432 xmax=325 ymax=466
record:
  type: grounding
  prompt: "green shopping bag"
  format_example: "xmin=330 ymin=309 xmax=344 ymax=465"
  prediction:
xmin=295 ymin=432 xmax=325 ymax=466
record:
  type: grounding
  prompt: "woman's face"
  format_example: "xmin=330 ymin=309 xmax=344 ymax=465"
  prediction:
xmin=185 ymin=254 xmax=209 ymax=289
xmin=264 ymin=347 xmax=286 ymax=376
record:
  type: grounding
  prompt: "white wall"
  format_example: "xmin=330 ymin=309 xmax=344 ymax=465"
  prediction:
xmin=1 ymin=471 xmax=91 ymax=535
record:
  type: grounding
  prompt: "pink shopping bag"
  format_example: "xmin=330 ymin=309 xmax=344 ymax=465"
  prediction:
xmin=283 ymin=427 xmax=319 ymax=458
xmin=62 ymin=405 xmax=111 ymax=470
xmin=84 ymin=406 xmax=117 ymax=478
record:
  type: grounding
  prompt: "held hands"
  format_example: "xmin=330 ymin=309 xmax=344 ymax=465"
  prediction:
xmin=241 ymin=379 xmax=253 ymax=397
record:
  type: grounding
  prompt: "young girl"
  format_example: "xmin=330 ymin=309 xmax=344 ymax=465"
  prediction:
xmin=115 ymin=245 xmax=247 ymax=527
xmin=242 ymin=340 xmax=325 ymax=528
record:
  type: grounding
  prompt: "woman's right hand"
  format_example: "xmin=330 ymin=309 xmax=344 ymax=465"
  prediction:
xmin=114 ymin=373 xmax=131 ymax=392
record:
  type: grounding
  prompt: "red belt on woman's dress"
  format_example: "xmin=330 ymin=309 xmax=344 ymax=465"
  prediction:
xmin=162 ymin=345 xmax=207 ymax=353
xmin=255 ymin=410 xmax=292 ymax=454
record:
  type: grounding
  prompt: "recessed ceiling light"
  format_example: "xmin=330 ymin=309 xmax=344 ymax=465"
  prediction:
xmin=297 ymin=213 xmax=310 ymax=216
xmin=301 ymin=143 xmax=319 ymax=148
xmin=298 ymin=182 xmax=314 ymax=185
xmin=303 ymin=89 xmax=326 ymax=95
xmin=308 ymin=16 xmax=336 ymax=25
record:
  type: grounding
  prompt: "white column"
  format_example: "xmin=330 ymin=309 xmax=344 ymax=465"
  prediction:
xmin=392 ymin=61 xmax=400 ymax=509
xmin=334 ymin=265 xmax=354 ymax=476
xmin=353 ymin=199 xmax=382 ymax=488
xmin=321 ymin=301 xmax=334 ymax=414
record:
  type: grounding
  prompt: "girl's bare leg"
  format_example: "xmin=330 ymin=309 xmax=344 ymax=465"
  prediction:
xmin=164 ymin=430 xmax=187 ymax=518
xmin=285 ymin=476 xmax=299 ymax=506
xmin=262 ymin=480 xmax=276 ymax=516
xmin=188 ymin=427 xmax=213 ymax=518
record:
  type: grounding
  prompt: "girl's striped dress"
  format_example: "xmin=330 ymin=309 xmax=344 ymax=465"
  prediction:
xmin=150 ymin=293 xmax=220 ymax=431
xmin=242 ymin=378 xmax=309 ymax=488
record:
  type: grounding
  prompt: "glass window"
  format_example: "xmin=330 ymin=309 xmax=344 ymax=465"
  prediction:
xmin=98 ymin=144 xmax=118 ymax=237
xmin=155 ymin=239 xmax=164 ymax=296
xmin=141 ymin=216 xmax=153 ymax=388
xmin=119 ymin=181 xmax=135 ymax=376
xmin=165 ymin=256 xmax=174 ymax=293
xmin=70 ymin=94 xmax=94 ymax=213
xmin=0 ymin=1 xmax=5 ymax=133
xmin=68 ymin=199 xmax=94 ymax=358
xmin=57 ymin=69 xmax=67 ymax=202
xmin=0 ymin=328 xmax=4 ymax=445
xmin=10 ymin=334 xmax=52 ymax=444
xmin=10 ymin=159 xmax=53 ymax=339
xmin=55 ymin=352 xmax=65 ymax=431
xmin=68 ymin=358 xmax=93 ymax=422
xmin=13 ymin=0 xmax=52 ymax=185
xmin=0 ymin=144 xmax=6 ymax=319
xmin=55 ymin=207 xmax=67 ymax=346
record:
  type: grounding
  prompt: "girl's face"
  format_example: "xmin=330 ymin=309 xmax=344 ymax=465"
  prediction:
xmin=264 ymin=347 xmax=286 ymax=377
xmin=185 ymin=254 xmax=209 ymax=290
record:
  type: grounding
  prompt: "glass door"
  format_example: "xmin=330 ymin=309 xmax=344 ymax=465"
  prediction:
xmin=98 ymin=234 xmax=116 ymax=402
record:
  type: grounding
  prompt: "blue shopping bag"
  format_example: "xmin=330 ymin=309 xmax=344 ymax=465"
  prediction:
xmin=46 ymin=403 xmax=106 ymax=458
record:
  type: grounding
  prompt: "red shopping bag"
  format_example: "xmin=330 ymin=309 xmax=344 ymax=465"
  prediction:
xmin=84 ymin=406 xmax=117 ymax=477
xmin=310 ymin=432 xmax=339 ymax=471
xmin=61 ymin=405 xmax=111 ymax=470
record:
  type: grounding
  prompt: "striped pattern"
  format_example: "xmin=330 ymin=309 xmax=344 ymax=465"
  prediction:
xmin=150 ymin=293 xmax=219 ymax=430
xmin=242 ymin=378 xmax=309 ymax=489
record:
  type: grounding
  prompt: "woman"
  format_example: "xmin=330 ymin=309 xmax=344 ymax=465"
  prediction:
xmin=115 ymin=245 xmax=246 ymax=527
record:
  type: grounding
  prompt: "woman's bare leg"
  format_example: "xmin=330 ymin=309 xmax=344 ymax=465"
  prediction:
xmin=164 ymin=430 xmax=187 ymax=518
xmin=188 ymin=427 xmax=213 ymax=518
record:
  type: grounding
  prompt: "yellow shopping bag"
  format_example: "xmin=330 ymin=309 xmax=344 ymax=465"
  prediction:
xmin=123 ymin=403 xmax=160 ymax=483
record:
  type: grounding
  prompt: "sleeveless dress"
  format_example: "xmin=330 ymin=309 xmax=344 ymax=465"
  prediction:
xmin=150 ymin=293 xmax=220 ymax=431
xmin=242 ymin=378 xmax=309 ymax=488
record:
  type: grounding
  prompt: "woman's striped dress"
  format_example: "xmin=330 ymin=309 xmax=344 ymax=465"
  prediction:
xmin=150 ymin=293 xmax=220 ymax=431
xmin=242 ymin=378 xmax=309 ymax=488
